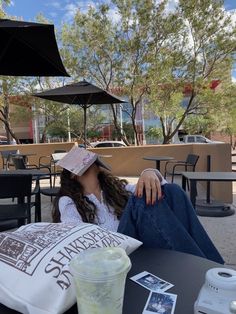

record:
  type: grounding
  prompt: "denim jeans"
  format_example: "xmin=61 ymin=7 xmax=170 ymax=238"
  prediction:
xmin=118 ymin=183 xmax=224 ymax=264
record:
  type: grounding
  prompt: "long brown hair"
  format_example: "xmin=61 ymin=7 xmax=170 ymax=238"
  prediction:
xmin=52 ymin=168 xmax=131 ymax=223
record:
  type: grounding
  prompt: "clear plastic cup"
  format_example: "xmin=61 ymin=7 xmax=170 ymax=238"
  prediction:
xmin=69 ymin=247 xmax=131 ymax=314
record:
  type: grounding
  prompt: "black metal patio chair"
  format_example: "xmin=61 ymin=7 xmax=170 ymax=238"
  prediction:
xmin=12 ymin=155 xmax=52 ymax=183
xmin=0 ymin=173 xmax=33 ymax=230
xmin=12 ymin=155 xmax=54 ymax=216
xmin=0 ymin=150 xmax=18 ymax=170
xmin=38 ymin=149 xmax=67 ymax=170
xmin=164 ymin=154 xmax=199 ymax=184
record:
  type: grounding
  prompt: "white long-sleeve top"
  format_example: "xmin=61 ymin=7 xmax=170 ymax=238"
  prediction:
xmin=59 ymin=170 xmax=167 ymax=232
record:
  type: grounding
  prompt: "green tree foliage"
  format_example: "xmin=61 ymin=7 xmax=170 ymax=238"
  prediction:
xmin=148 ymin=0 xmax=236 ymax=143
xmin=1 ymin=0 xmax=235 ymax=146
xmin=45 ymin=105 xmax=105 ymax=143
xmin=60 ymin=5 xmax=128 ymax=143
xmin=61 ymin=0 xmax=182 ymax=145
xmin=0 ymin=77 xmax=28 ymax=143
xmin=183 ymin=82 xmax=236 ymax=140
xmin=113 ymin=0 xmax=183 ymax=144
xmin=146 ymin=126 xmax=163 ymax=143
xmin=68 ymin=106 xmax=105 ymax=142
xmin=60 ymin=0 xmax=236 ymax=145
xmin=0 ymin=0 xmax=10 ymax=18
xmin=207 ymin=82 xmax=236 ymax=146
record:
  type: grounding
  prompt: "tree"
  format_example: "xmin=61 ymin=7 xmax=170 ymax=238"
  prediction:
xmin=45 ymin=105 xmax=105 ymax=143
xmin=113 ymin=0 xmax=179 ymax=145
xmin=60 ymin=1 xmax=176 ymax=145
xmin=0 ymin=0 xmax=10 ymax=18
xmin=61 ymin=5 xmax=128 ymax=143
xmin=65 ymin=106 xmax=105 ymax=142
xmin=0 ymin=77 xmax=29 ymax=143
xmin=62 ymin=0 xmax=219 ymax=145
xmin=146 ymin=126 xmax=163 ymax=143
xmin=2 ymin=0 xmax=235 ymax=146
xmin=148 ymin=0 xmax=236 ymax=143
xmin=206 ymin=82 xmax=236 ymax=147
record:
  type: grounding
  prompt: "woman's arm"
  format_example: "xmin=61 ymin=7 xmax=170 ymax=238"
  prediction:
xmin=58 ymin=196 xmax=83 ymax=223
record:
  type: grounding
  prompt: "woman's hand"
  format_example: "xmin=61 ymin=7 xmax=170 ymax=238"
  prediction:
xmin=135 ymin=170 xmax=162 ymax=205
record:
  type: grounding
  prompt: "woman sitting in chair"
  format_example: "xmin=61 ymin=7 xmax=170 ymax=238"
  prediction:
xmin=52 ymin=146 xmax=224 ymax=264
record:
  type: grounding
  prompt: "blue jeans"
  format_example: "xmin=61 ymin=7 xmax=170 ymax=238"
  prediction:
xmin=118 ymin=183 xmax=224 ymax=264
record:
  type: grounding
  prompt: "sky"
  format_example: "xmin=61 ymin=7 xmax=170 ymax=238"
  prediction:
xmin=4 ymin=0 xmax=116 ymax=24
xmin=3 ymin=0 xmax=236 ymax=80
xmin=4 ymin=0 xmax=236 ymax=25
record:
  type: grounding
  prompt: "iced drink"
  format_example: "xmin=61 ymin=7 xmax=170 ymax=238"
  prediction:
xmin=69 ymin=247 xmax=131 ymax=314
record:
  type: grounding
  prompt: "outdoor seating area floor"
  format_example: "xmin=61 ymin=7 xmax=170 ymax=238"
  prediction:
xmin=6 ymin=175 xmax=236 ymax=269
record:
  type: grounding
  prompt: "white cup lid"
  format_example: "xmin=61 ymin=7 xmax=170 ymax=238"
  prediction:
xmin=70 ymin=247 xmax=131 ymax=280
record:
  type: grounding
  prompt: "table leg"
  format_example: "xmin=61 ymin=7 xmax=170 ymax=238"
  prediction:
xmin=156 ymin=161 xmax=160 ymax=171
xmin=34 ymin=179 xmax=41 ymax=222
xmin=35 ymin=191 xmax=41 ymax=222
xmin=189 ymin=180 xmax=197 ymax=209
xmin=17 ymin=196 xmax=26 ymax=226
xmin=182 ymin=176 xmax=187 ymax=191
xmin=206 ymin=180 xmax=211 ymax=203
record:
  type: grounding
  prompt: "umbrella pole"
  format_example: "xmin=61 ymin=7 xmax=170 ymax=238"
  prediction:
xmin=83 ymin=106 xmax=87 ymax=149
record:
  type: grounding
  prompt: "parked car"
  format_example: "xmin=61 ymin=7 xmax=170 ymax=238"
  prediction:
xmin=0 ymin=135 xmax=7 ymax=145
xmin=0 ymin=140 xmax=8 ymax=145
xmin=179 ymin=135 xmax=224 ymax=144
xmin=90 ymin=141 xmax=127 ymax=148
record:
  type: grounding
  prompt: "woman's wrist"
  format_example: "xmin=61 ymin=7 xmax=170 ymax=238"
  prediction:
xmin=140 ymin=168 xmax=163 ymax=183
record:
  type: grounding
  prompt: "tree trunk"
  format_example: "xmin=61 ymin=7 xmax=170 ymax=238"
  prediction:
xmin=109 ymin=104 xmax=130 ymax=145
xmin=1 ymin=79 xmax=20 ymax=144
xmin=40 ymin=129 xmax=47 ymax=143
xmin=131 ymin=113 xmax=140 ymax=145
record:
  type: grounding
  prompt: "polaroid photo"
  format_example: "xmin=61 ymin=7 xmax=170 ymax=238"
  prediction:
xmin=130 ymin=271 xmax=174 ymax=292
xmin=142 ymin=291 xmax=177 ymax=314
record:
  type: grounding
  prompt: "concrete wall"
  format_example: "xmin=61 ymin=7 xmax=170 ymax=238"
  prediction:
xmin=0 ymin=142 xmax=232 ymax=203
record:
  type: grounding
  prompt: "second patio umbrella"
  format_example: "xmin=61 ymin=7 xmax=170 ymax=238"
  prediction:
xmin=33 ymin=80 xmax=126 ymax=146
xmin=0 ymin=19 xmax=69 ymax=76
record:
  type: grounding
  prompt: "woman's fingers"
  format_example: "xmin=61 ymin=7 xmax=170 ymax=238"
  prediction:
xmin=135 ymin=179 xmax=144 ymax=198
xmin=155 ymin=178 xmax=162 ymax=201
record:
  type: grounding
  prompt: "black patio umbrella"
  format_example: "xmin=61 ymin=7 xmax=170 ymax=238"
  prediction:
xmin=0 ymin=19 xmax=69 ymax=76
xmin=33 ymin=80 xmax=126 ymax=146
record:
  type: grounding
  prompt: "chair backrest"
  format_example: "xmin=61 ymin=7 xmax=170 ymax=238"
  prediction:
xmin=186 ymin=154 xmax=199 ymax=169
xmin=51 ymin=152 xmax=67 ymax=162
xmin=0 ymin=174 xmax=32 ymax=226
xmin=0 ymin=150 xmax=18 ymax=169
xmin=0 ymin=174 xmax=32 ymax=198
xmin=39 ymin=150 xmax=66 ymax=168
xmin=12 ymin=155 xmax=27 ymax=169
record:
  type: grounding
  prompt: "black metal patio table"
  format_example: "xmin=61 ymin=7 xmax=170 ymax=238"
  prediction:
xmin=182 ymin=171 xmax=236 ymax=217
xmin=0 ymin=247 xmax=226 ymax=314
xmin=143 ymin=156 xmax=174 ymax=171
